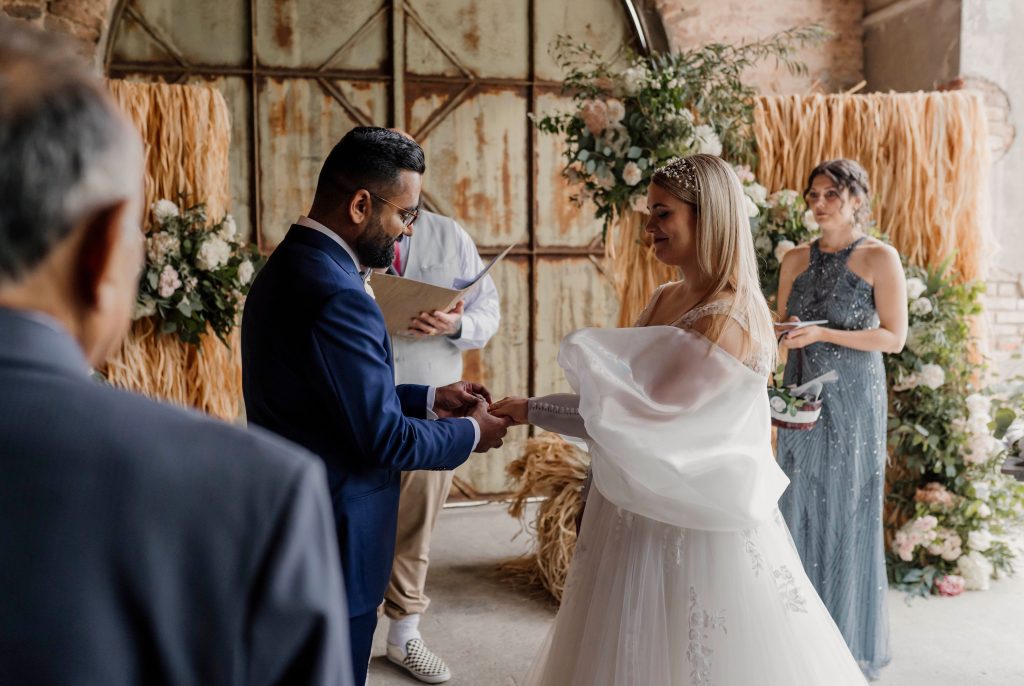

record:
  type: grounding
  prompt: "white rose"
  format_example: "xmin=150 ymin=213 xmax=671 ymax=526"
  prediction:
xmin=771 ymin=189 xmax=799 ymax=207
xmin=964 ymin=434 xmax=999 ymax=464
xmin=919 ymin=363 xmax=946 ymax=390
xmin=220 ymin=214 xmax=237 ymax=240
xmin=618 ymin=66 xmax=648 ymax=96
xmin=910 ymin=297 xmax=934 ymax=316
xmin=237 ymin=259 xmax=255 ymax=285
xmin=605 ymin=98 xmax=626 ymax=124
xmin=133 ymin=297 xmax=157 ymax=320
xmin=743 ymin=182 xmax=768 ymax=206
xmin=693 ymin=124 xmax=722 ymax=156
xmin=906 ymin=277 xmax=927 ymax=300
xmin=754 ymin=234 xmax=773 ymax=255
xmin=972 ymin=480 xmax=991 ymax=500
xmin=152 ymin=199 xmax=180 ymax=223
xmin=630 ymin=194 xmax=649 ymax=214
xmin=802 ymin=209 xmax=819 ymax=231
xmin=957 ymin=550 xmax=993 ymax=590
xmin=622 ymin=161 xmax=643 ymax=186
xmin=966 ymin=394 xmax=991 ymax=417
xmin=774 ymin=239 xmax=796 ymax=263
xmin=196 ymin=236 xmax=231 ymax=271
xmin=967 ymin=529 xmax=992 ymax=552
xmin=978 ymin=503 xmax=992 ymax=518
xmin=744 ymin=195 xmax=760 ymax=218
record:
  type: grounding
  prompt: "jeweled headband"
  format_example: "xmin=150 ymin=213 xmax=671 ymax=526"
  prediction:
xmin=656 ymin=156 xmax=699 ymax=193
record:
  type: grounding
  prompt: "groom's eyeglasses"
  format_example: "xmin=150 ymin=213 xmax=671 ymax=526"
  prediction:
xmin=368 ymin=192 xmax=419 ymax=227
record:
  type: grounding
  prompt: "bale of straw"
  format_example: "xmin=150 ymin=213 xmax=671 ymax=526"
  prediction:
xmin=501 ymin=433 xmax=591 ymax=603
xmin=101 ymin=80 xmax=239 ymax=420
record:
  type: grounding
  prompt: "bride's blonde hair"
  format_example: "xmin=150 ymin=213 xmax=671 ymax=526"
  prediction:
xmin=651 ymin=154 xmax=775 ymax=366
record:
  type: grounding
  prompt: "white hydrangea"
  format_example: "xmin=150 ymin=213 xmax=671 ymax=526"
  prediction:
xmin=906 ymin=277 xmax=927 ymax=300
xmin=910 ymin=297 xmax=934 ymax=316
xmin=978 ymin=503 xmax=992 ymax=518
xmin=196 ymin=236 xmax=232 ymax=271
xmin=964 ymin=433 xmax=1000 ymax=464
xmin=621 ymin=161 xmax=643 ymax=186
xmin=618 ymin=65 xmax=650 ymax=96
xmin=237 ymin=259 xmax=255 ymax=285
xmin=919 ymin=363 xmax=946 ymax=389
xmin=693 ymin=124 xmax=722 ymax=156
xmin=145 ymin=232 xmax=181 ymax=265
xmin=972 ymin=480 xmax=991 ymax=500
xmin=802 ymin=209 xmax=819 ymax=231
xmin=957 ymin=550 xmax=993 ymax=590
xmin=967 ymin=529 xmax=993 ymax=552
xmin=774 ymin=239 xmax=796 ymax=263
xmin=743 ymin=182 xmax=768 ymax=206
xmin=220 ymin=214 xmax=237 ymax=240
xmin=151 ymin=199 xmax=179 ymax=223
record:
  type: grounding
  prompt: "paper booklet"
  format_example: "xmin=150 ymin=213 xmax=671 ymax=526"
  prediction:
xmin=370 ymin=243 xmax=515 ymax=336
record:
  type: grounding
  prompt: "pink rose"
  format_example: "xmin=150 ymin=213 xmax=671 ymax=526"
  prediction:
xmin=935 ymin=574 xmax=966 ymax=597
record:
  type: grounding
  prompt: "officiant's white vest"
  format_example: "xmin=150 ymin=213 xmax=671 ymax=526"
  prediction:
xmin=391 ymin=211 xmax=464 ymax=386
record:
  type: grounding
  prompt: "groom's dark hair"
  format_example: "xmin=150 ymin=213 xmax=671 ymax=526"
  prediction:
xmin=315 ymin=127 xmax=426 ymax=201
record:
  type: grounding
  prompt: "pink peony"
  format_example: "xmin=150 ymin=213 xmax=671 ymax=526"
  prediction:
xmin=935 ymin=574 xmax=966 ymax=597
xmin=580 ymin=99 xmax=610 ymax=136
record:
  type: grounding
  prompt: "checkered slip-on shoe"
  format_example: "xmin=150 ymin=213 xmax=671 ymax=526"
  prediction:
xmin=386 ymin=638 xmax=451 ymax=683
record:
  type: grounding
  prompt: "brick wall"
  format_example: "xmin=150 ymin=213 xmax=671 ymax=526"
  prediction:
xmin=1 ymin=0 xmax=112 ymax=61
xmin=655 ymin=0 xmax=865 ymax=93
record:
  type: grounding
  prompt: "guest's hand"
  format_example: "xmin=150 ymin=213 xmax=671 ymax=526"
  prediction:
xmin=489 ymin=396 xmax=529 ymax=425
xmin=434 ymin=380 xmax=492 ymax=418
xmin=408 ymin=301 xmax=464 ymax=337
xmin=469 ymin=400 xmax=512 ymax=453
xmin=781 ymin=324 xmax=827 ymax=349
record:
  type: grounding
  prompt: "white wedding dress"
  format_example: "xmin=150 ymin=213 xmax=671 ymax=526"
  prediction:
xmin=522 ymin=295 xmax=868 ymax=686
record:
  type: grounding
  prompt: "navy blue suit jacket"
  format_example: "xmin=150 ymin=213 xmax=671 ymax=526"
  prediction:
xmin=242 ymin=225 xmax=475 ymax=616
xmin=0 ymin=308 xmax=351 ymax=685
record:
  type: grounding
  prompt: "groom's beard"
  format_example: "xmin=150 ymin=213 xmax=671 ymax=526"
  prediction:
xmin=355 ymin=213 xmax=396 ymax=268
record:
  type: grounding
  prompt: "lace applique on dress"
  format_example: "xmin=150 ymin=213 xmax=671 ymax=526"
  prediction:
xmin=687 ymin=587 xmax=727 ymax=685
xmin=771 ymin=565 xmax=809 ymax=614
xmin=741 ymin=529 xmax=765 ymax=577
xmin=675 ymin=299 xmax=772 ymax=377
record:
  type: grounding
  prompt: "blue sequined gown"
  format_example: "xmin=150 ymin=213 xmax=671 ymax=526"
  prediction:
xmin=776 ymin=238 xmax=891 ymax=680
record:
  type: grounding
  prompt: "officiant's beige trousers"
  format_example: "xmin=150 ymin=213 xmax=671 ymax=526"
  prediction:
xmin=383 ymin=468 xmax=455 ymax=619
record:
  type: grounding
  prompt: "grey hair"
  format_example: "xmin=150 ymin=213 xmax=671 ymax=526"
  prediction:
xmin=0 ymin=18 xmax=142 ymax=285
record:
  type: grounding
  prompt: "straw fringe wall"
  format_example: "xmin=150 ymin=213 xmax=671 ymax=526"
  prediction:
xmin=754 ymin=92 xmax=991 ymax=283
xmin=102 ymin=80 xmax=240 ymax=420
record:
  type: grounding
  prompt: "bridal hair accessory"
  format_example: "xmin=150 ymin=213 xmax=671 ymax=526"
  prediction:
xmin=657 ymin=157 xmax=700 ymax=193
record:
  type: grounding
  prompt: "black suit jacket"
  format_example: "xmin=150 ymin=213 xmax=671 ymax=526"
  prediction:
xmin=0 ymin=308 xmax=353 ymax=685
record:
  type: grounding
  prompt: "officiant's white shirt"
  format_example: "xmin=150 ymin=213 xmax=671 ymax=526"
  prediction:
xmin=296 ymin=215 xmax=480 ymax=449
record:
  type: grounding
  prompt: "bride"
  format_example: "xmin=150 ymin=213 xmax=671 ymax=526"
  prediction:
xmin=491 ymin=155 xmax=868 ymax=685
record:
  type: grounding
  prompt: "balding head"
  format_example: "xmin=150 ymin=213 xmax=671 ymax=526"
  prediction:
xmin=0 ymin=18 xmax=145 ymax=365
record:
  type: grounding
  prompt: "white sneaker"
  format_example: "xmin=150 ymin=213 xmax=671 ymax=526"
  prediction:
xmin=386 ymin=638 xmax=451 ymax=684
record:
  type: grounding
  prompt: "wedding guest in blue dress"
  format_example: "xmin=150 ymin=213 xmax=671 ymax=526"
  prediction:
xmin=774 ymin=159 xmax=908 ymax=680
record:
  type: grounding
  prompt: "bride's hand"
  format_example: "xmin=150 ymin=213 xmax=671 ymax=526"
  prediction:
xmin=489 ymin=397 xmax=529 ymax=425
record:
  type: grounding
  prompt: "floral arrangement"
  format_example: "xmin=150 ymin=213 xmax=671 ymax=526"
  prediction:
xmin=134 ymin=199 xmax=262 ymax=347
xmin=885 ymin=263 xmax=1024 ymax=595
xmin=533 ymin=26 xmax=827 ymax=226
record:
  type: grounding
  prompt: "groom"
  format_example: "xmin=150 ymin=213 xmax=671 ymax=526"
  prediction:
xmin=242 ymin=127 xmax=510 ymax=684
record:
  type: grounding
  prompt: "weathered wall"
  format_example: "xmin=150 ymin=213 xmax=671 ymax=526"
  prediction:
xmin=1 ymin=0 xmax=113 ymax=63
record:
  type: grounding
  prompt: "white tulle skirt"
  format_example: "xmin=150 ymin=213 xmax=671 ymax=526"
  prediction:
xmin=523 ymin=488 xmax=868 ymax=686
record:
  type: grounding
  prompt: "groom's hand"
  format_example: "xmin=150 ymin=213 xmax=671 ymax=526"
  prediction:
xmin=433 ymin=380 xmax=492 ymax=418
xmin=469 ymin=400 xmax=512 ymax=453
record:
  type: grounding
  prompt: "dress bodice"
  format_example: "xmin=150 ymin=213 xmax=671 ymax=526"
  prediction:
xmin=635 ymin=286 xmax=773 ymax=377
xmin=786 ymin=237 xmax=878 ymax=331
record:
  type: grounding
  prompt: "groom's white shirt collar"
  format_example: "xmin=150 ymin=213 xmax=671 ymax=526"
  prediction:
xmin=297 ymin=216 xmax=362 ymax=272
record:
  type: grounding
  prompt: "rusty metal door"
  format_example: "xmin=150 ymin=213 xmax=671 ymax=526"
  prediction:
xmin=106 ymin=0 xmax=656 ymax=494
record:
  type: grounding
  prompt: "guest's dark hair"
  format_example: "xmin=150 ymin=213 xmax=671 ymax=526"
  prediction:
xmin=315 ymin=127 xmax=426 ymax=200
xmin=804 ymin=158 xmax=872 ymax=225
xmin=0 ymin=18 xmax=139 ymax=285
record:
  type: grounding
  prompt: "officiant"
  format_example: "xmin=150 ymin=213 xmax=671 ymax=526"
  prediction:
xmin=381 ymin=206 xmax=500 ymax=683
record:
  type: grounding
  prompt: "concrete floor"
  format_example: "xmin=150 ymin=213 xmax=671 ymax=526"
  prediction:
xmin=369 ymin=502 xmax=1024 ymax=685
